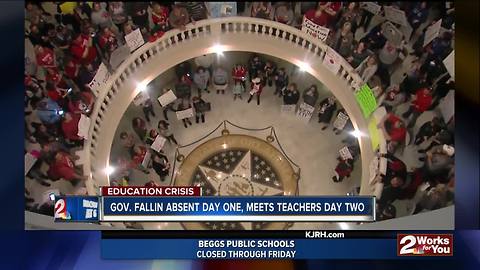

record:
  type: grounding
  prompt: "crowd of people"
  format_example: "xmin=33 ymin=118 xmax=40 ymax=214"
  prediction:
xmin=24 ymin=2 xmax=455 ymax=222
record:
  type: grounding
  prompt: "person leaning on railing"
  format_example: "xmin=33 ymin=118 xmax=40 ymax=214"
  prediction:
xmin=169 ymin=4 xmax=193 ymax=31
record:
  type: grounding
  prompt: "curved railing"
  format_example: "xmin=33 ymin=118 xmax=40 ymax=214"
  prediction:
xmin=83 ymin=17 xmax=377 ymax=196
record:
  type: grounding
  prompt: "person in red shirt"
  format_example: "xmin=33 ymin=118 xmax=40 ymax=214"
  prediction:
xmin=130 ymin=145 xmax=150 ymax=174
xmin=379 ymin=113 xmax=407 ymax=148
xmin=232 ymin=64 xmax=247 ymax=89
xmin=402 ymin=87 xmax=433 ymax=128
xmin=151 ymin=2 xmax=169 ymax=33
xmin=61 ymin=112 xmax=83 ymax=144
xmin=45 ymin=67 xmax=69 ymax=89
xmin=45 ymin=82 xmax=68 ymax=108
xmin=332 ymin=157 xmax=354 ymax=182
xmin=70 ymin=32 xmax=98 ymax=67
xmin=304 ymin=6 xmax=329 ymax=27
xmin=318 ymin=2 xmax=342 ymax=27
xmin=35 ymin=45 xmax=56 ymax=68
xmin=48 ymin=151 xmax=86 ymax=185
xmin=304 ymin=2 xmax=342 ymax=28
xmin=64 ymin=57 xmax=80 ymax=80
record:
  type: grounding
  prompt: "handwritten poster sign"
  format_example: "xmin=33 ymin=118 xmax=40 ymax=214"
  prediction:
xmin=125 ymin=28 xmax=145 ymax=52
xmin=339 ymin=146 xmax=353 ymax=160
xmin=150 ymin=135 xmax=167 ymax=152
xmin=88 ymin=63 xmax=110 ymax=95
xmin=423 ymin=19 xmax=442 ymax=47
xmin=296 ymin=102 xmax=315 ymax=122
xmin=301 ymin=16 xmax=330 ymax=41
xmin=355 ymin=83 xmax=377 ymax=118
xmin=384 ymin=5 xmax=408 ymax=26
xmin=77 ymin=114 xmax=91 ymax=139
xmin=157 ymin=89 xmax=177 ymax=107
xmin=333 ymin=111 xmax=349 ymax=130
xmin=176 ymin=108 xmax=194 ymax=120
xmin=323 ymin=47 xmax=342 ymax=74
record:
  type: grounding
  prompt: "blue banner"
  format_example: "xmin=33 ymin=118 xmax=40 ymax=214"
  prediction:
xmin=101 ymin=196 xmax=375 ymax=222
xmin=54 ymin=196 xmax=99 ymax=222
xmin=102 ymin=238 xmax=395 ymax=259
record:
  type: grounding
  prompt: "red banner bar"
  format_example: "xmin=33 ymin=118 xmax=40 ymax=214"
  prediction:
xmin=101 ymin=186 xmax=201 ymax=196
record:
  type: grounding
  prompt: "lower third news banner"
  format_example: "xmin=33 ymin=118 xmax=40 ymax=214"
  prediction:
xmin=100 ymin=196 xmax=375 ymax=222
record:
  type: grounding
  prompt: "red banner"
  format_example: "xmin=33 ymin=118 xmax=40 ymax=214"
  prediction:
xmin=101 ymin=186 xmax=201 ymax=197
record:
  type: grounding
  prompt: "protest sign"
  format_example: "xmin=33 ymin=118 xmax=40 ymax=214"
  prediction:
xmin=355 ymin=84 xmax=378 ymax=118
xmin=339 ymin=146 xmax=353 ymax=160
xmin=176 ymin=108 xmax=194 ymax=120
xmin=88 ymin=63 xmax=110 ymax=95
xmin=77 ymin=114 xmax=91 ymax=139
xmin=423 ymin=19 xmax=442 ymax=47
xmin=150 ymin=135 xmax=167 ymax=152
xmin=333 ymin=111 xmax=349 ymax=130
xmin=296 ymin=102 xmax=315 ymax=122
xmin=125 ymin=28 xmax=145 ymax=52
xmin=323 ymin=47 xmax=342 ymax=74
xmin=301 ymin=16 xmax=330 ymax=41
xmin=384 ymin=5 xmax=408 ymax=26
xmin=157 ymin=90 xmax=177 ymax=107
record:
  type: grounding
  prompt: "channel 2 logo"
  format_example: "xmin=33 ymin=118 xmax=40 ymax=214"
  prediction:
xmin=397 ymin=234 xmax=453 ymax=256
xmin=54 ymin=198 xmax=71 ymax=220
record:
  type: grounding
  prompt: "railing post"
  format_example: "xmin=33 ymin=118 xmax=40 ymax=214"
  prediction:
xmin=210 ymin=22 xmax=221 ymax=34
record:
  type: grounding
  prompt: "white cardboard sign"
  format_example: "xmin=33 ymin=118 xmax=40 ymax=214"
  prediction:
xmin=333 ymin=111 xmax=349 ymax=130
xmin=384 ymin=5 xmax=408 ymax=26
xmin=339 ymin=146 xmax=353 ymax=160
xmin=150 ymin=135 xmax=167 ymax=152
xmin=77 ymin=114 xmax=91 ymax=139
xmin=176 ymin=108 xmax=194 ymax=120
xmin=88 ymin=63 xmax=110 ymax=95
xmin=323 ymin=47 xmax=342 ymax=74
xmin=157 ymin=90 xmax=177 ymax=107
xmin=296 ymin=102 xmax=315 ymax=122
xmin=423 ymin=19 xmax=443 ymax=47
xmin=301 ymin=16 xmax=330 ymax=41
xmin=125 ymin=28 xmax=145 ymax=52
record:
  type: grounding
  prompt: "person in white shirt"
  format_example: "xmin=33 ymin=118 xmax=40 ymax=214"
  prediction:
xmin=355 ymin=55 xmax=378 ymax=83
